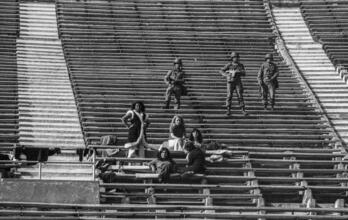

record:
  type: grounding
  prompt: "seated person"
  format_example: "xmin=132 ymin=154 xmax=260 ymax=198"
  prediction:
xmin=160 ymin=115 xmax=186 ymax=151
xmin=182 ymin=141 xmax=205 ymax=175
xmin=148 ymin=147 xmax=176 ymax=183
xmin=189 ymin=129 xmax=233 ymax=163
xmin=189 ymin=128 xmax=204 ymax=150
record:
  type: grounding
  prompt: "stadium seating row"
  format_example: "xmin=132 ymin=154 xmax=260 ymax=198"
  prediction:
xmin=0 ymin=0 xmax=19 ymax=151
xmin=300 ymin=0 xmax=348 ymax=69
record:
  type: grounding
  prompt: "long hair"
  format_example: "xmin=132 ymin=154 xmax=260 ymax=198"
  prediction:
xmin=170 ymin=115 xmax=185 ymax=132
xmin=189 ymin=128 xmax=203 ymax=144
xmin=130 ymin=101 xmax=145 ymax=112
xmin=157 ymin=147 xmax=174 ymax=163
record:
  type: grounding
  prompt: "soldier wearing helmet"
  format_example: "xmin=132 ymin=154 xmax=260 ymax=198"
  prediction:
xmin=219 ymin=52 xmax=247 ymax=116
xmin=257 ymin=53 xmax=279 ymax=110
xmin=164 ymin=58 xmax=186 ymax=109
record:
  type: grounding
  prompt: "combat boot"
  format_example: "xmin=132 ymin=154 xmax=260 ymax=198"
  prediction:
xmin=175 ymin=102 xmax=181 ymax=110
xmin=226 ymin=106 xmax=231 ymax=116
xmin=241 ymin=106 xmax=248 ymax=116
xmin=270 ymin=99 xmax=275 ymax=111
xmin=263 ymin=103 xmax=268 ymax=110
xmin=163 ymin=101 xmax=170 ymax=109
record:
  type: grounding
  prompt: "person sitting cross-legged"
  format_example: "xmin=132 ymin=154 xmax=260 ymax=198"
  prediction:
xmin=148 ymin=147 xmax=176 ymax=183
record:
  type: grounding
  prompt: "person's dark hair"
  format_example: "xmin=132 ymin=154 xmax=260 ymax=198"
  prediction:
xmin=130 ymin=101 xmax=145 ymax=112
xmin=157 ymin=147 xmax=174 ymax=162
xmin=183 ymin=141 xmax=196 ymax=152
xmin=189 ymin=128 xmax=203 ymax=144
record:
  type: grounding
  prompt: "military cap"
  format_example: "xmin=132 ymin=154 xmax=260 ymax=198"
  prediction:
xmin=230 ymin=52 xmax=240 ymax=58
xmin=265 ymin=53 xmax=273 ymax=60
xmin=173 ymin=58 xmax=182 ymax=64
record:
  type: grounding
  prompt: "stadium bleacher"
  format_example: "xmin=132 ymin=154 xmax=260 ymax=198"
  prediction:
xmin=0 ymin=0 xmax=19 ymax=152
xmin=56 ymin=0 xmax=334 ymax=149
xmin=53 ymin=0 xmax=348 ymax=213
xmin=0 ymin=0 xmax=347 ymax=218
xmin=300 ymin=0 xmax=348 ymax=69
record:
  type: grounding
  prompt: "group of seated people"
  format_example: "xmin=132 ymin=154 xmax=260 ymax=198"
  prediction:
xmin=95 ymin=101 xmax=235 ymax=183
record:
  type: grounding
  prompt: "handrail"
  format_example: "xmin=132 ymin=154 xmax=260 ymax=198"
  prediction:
xmin=263 ymin=0 xmax=346 ymax=152
xmin=0 ymin=160 xmax=94 ymax=180
xmin=1 ymin=200 xmax=348 ymax=214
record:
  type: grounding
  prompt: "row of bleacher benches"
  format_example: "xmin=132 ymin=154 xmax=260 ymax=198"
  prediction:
xmin=300 ymin=0 xmax=348 ymax=69
xmin=56 ymin=0 xmax=335 ymax=150
xmin=54 ymin=0 xmax=348 ymax=213
xmin=0 ymin=0 xmax=19 ymax=152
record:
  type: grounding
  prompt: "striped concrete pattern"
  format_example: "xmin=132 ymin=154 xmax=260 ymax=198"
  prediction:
xmin=273 ymin=7 xmax=348 ymax=147
xmin=16 ymin=2 xmax=90 ymax=180
xmin=17 ymin=2 xmax=85 ymax=149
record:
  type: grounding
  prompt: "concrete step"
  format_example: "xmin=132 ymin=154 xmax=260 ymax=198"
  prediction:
xmin=19 ymin=121 xmax=83 ymax=128
xmin=274 ymin=7 xmax=348 ymax=146
xmin=18 ymin=139 xmax=85 ymax=146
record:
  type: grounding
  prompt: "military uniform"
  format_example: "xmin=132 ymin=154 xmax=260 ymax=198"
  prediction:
xmin=220 ymin=52 xmax=247 ymax=115
xmin=257 ymin=54 xmax=279 ymax=110
xmin=164 ymin=58 xmax=186 ymax=109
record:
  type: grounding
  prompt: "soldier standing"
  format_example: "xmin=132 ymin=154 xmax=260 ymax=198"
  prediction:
xmin=220 ymin=52 xmax=247 ymax=116
xmin=257 ymin=53 xmax=279 ymax=110
xmin=164 ymin=58 xmax=186 ymax=109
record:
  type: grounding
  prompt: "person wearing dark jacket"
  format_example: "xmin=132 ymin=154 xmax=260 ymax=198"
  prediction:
xmin=148 ymin=147 xmax=176 ymax=183
xmin=183 ymin=141 xmax=205 ymax=174
xmin=121 ymin=101 xmax=149 ymax=158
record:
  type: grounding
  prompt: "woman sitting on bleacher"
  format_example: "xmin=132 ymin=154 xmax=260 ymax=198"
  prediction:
xmin=160 ymin=115 xmax=186 ymax=151
xmin=189 ymin=128 xmax=204 ymax=149
xmin=121 ymin=101 xmax=150 ymax=158
xmin=148 ymin=147 xmax=176 ymax=183
xmin=189 ymin=129 xmax=233 ymax=163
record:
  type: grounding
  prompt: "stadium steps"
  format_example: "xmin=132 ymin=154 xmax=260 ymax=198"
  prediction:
xmin=0 ymin=0 xmax=19 ymax=151
xmin=299 ymin=0 xmax=348 ymax=69
xmin=17 ymin=2 xmax=84 ymax=149
xmin=16 ymin=1 xmax=89 ymax=180
xmin=57 ymin=0 xmax=334 ymax=150
xmin=53 ymin=0 xmax=348 ymax=212
xmin=273 ymin=7 xmax=348 ymax=147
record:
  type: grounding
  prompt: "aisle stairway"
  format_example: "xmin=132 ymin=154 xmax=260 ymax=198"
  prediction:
xmin=273 ymin=7 xmax=348 ymax=147
xmin=16 ymin=1 xmax=90 ymax=180
xmin=0 ymin=0 xmax=347 ymax=217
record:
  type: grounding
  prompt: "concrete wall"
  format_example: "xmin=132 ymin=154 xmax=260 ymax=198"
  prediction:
xmin=0 ymin=179 xmax=99 ymax=204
